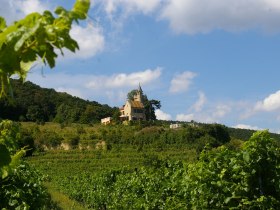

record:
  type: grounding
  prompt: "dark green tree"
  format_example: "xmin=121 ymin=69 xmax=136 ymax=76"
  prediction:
xmin=26 ymin=105 xmax=44 ymax=122
xmin=80 ymin=104 xmax=97 ymax=124
xmin=144 ymin=99 xmax=161 ymax=121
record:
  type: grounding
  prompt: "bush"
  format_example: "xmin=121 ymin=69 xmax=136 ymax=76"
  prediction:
xmin=19 ymin=129 xmax=35 ymax=156
xmin=0 ymin=120 xmax=55 ymax=209
xmin=34 ymin=130 xmax=62 ymax=149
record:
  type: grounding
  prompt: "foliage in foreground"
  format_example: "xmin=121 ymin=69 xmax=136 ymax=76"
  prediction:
xmin=0 ymin=0 xmax=90 ymax=98
xmin=0 ymin=120 xmax=55 ymax=209
xmin=52 ymin=130 xmax=280 ymax=209
xmin=184 ymin=130 xmax=280 ymax=209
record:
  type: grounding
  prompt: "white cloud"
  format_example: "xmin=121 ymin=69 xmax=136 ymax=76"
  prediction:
xmin=254 ymin=90 xmax=280 ymax=112
xmin=213 ymin=104 xmax=232 ymax=118
xmin=176 ymin=113 xmax=218 ymax=123
xmin=86 ymin=67 xmax=162 ymax=89
xmin=56 ymin=87 xmax=84 ymax=99
xmin=176 ymin=91 xmax=232 ymax=124
xmin=27 ymin=67 xmax=162 ymax=105
xmin=169 ymin=71 xmax=196 ymax=93
xmin=234 ymin=124 xmax=262 ymax=130
xmin=155 ymin=109 xmax=172 ymax=120
xmin=101 ymin=0 xmax=162 ymax=15
xmin=176 ymin=113 xmax=194 ymax=122
xmin=0 ymin=0 xmax=50 ymax=24
xmin=160 ymin=0 xmax=280 ymax=34
xmin=95 ymin=0 xmax=162 ymax=32
xmin=191 ymin=91 xmax=206 ymax=112
xmin=14 ymin=0 xmax=50 ymax=16
xmin=105 ymin=90 xmax=128 ymax=104
xmin=69 ymin=24 xmax=105 ymax=59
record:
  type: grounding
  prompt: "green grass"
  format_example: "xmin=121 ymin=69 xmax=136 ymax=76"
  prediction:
xmin=44 ymin=182 xmax=87 ymax=210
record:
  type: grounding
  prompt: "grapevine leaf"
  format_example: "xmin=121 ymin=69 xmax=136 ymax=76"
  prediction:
xmin=55 ymin=6 xmax=68 ymax=17
xmin=0 ymin=0 xmax=91 ymax=98
xmin=243 ymin=151 xmax=250 ymax=162
xmin=0 ymin=16 xmax=6 ymax=31
xmin=1 ymin=167 xmax=9 ymax=179
xmin=14 ymin=22 xmax=40 ymax=51
xmin=225 ymin=197 xmax=231 ymax=204
xmin=10 ymin=148 xmax=26 ymax=168
xmin=72 ymin=0 xmax=90 ymax=20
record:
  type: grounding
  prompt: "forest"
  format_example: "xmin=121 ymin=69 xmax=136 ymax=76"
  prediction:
xmin=0 ymin=79 xmax=118 ymax=124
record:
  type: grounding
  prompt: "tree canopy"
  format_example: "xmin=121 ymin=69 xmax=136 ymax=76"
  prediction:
xmin=0 ymin=79 xmax=117 ymax=124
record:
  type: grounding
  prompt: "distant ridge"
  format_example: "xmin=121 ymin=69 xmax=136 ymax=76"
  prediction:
xmin=0 ymin=79 xmax=117 ymax=123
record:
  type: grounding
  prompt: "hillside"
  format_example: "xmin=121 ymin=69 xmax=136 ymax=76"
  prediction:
xmin=1 ymin=79 xmax=280 ymax=143
xmin=0 ymin=79 xmax=118 ymax=124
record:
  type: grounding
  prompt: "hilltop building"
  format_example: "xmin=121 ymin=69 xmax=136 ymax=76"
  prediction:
xmin=120 ymin=84 xmax=146 ymax=122
xmin=101 ymin=117 xmax=113 ymax=125
xmin=170 ymin=123 xmax=182 ymax=129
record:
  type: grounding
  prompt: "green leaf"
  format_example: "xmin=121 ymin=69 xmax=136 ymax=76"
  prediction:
xmin=10 ymin=148 xmax=26 ymax=168
xmin=55 ymin=6 xmax=68 ymax=17
xmin=0 ymin=0 xmax=91 ymax=98
xmin=225 ymin=197 xmax=231 ymax=204
xmin=0 ymin=16 xmax=6 ymax=31
xmin=243 ymin=151 xmax=250 ymax=162
xmin=20 ymin=61 xmax=35 ymax=79
xmin=14 ymin=21 xmax=40 ymax=51
xmin=72 ymin=0 xmax=90 ymax=20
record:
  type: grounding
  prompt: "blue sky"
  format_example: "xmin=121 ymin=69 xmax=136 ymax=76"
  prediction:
xmin=3 ymin=0 xmax=280 ymax=133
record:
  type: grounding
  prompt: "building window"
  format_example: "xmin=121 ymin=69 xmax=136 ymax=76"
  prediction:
xmin=133 ymin=109 xmax=143 ymax=114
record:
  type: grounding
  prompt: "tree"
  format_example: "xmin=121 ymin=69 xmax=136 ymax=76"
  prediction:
xmin=127 ymin=89 xmax=138 ymax=101
xmin=26 ymin=105 xmax=44 ymax=122
xmin=145 ymin=99 xmax=161 ymax=121
xmin=80 ymin=104 xmax=97 ymax=124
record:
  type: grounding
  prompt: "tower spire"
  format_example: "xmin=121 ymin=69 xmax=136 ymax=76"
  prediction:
xmin=138 ymin=82 xmax=143 ymax=93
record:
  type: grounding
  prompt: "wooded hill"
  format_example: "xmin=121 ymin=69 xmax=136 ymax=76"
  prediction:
xmin=1 ymin=79 xmax=280 ymax=142
xmin=0 ymin=79 xmax=118 ymax=124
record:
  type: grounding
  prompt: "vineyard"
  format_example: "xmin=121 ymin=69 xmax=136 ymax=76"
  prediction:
xmin=22 ymin=122 xmax=280 ymax=209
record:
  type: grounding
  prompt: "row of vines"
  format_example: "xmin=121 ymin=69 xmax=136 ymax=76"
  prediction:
xmin=33 ymin=130 xmax=280 ymax=209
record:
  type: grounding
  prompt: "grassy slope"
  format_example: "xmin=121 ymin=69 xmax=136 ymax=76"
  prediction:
xmin=45 ymin=182 xmax=87 ymax=210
